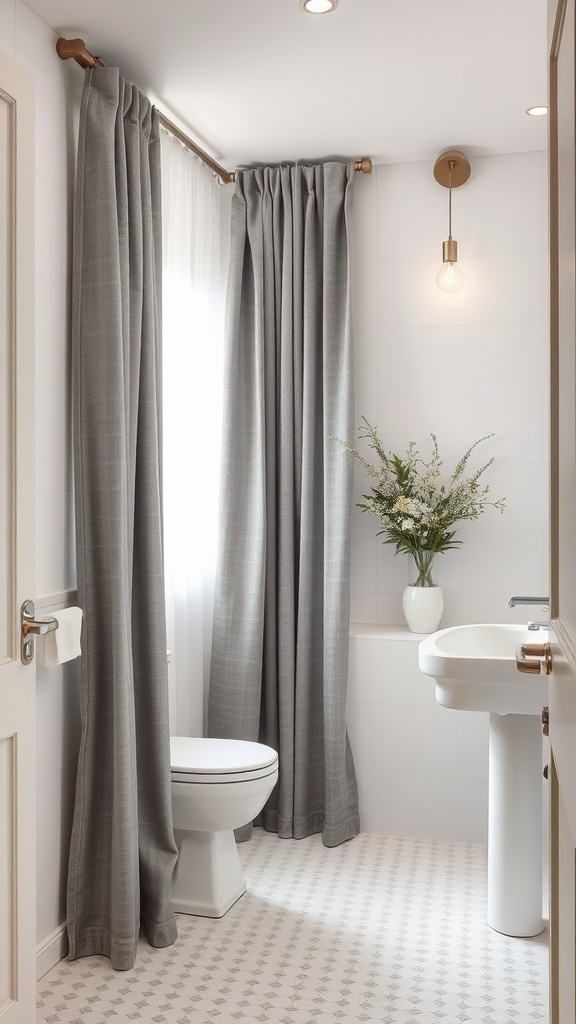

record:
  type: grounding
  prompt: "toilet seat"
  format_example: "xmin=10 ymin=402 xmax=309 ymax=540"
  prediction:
xmin=170 ymin=736 xmax=278 ymax=785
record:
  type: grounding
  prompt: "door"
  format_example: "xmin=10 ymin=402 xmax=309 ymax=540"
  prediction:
xmin=548 ymin=0 xmax=576 ymax=1020
xmin=0 ymin=49 xmax=36 ymax=1022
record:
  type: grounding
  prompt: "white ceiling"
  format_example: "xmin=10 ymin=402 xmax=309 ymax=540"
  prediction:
xmin=25 ymin=0 xmax=548 ymax=170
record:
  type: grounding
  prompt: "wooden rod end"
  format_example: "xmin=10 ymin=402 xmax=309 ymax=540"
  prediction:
xmin=354 ymin=157 xmax=373 ymax=174
xmin=56 ymin=37 xmax=103 ymax=69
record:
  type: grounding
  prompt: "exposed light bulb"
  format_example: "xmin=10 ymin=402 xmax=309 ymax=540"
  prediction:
xmin=436 ymin=261 xmax=465 ymax=293
xmin=436 ymin=237 xmax=464 ymax=293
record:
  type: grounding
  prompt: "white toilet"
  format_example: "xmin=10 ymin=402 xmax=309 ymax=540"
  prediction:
xmin=170 ymin=735 xmax=279 ymax=918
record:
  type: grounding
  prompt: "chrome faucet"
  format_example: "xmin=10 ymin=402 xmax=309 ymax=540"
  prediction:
xmin=508 ymin=596 xmax=550 ymax=631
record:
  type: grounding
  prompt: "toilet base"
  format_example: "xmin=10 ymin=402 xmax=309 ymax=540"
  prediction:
xmin=172 ymin=828 xmax=247 ymax=918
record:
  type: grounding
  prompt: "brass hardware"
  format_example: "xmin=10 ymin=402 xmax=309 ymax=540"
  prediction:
xmin=56 ymin=37 xmax=104 ymax=69
xmin=515 ymin=646 xmax=543 ymax=673
xmin=442 ymin=238 xmax=458 ymax=263
xmin=433 ymin=150 xmax=471 ymax=188
xmin=21 ymin=599 xmax=58 ymax=666
xmin=56 ymin=38 xmax=235 ymax=185
xmin=157 ymin=113 xmax=237 ymax=185
xmin=354 ymin=157 xmax=373 ymax=174
xmin=520 ymin=642 xmax=548 ymax=657
xmin=515 ymin=642 xmax=553 ymax=675
xmin=542 ymin=706 xmax=549 ymax=736
xmin=56 ymin=38 xmax=373 ymax=186
xmin=434 ymin=151 xmax=469 ymax=292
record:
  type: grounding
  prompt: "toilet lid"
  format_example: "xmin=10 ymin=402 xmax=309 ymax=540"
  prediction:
xmin=170 ymin=736 xmax=278 ymax=775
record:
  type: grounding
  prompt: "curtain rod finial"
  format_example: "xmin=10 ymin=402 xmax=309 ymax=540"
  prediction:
xmin=354 ymin=157 xmax=372 ymax=174
xmin=56 ymin=37 xmax=104 ymax=69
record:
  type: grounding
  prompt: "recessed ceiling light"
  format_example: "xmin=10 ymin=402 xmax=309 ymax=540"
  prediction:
xmin=300 ymin=0 xmax=338 ymax=13
xmin=526 ymin=106 xmax=548 ymax=116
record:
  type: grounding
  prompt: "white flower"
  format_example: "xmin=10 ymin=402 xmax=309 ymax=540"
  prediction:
xmin=393 ymin=496 xmax=411 ymax=514
xmin=338 ymin=418 xmax=506 ymax=564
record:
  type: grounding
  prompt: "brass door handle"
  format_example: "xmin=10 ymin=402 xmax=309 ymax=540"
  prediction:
xmin=515 ymin=642 xmax=552 ymax=675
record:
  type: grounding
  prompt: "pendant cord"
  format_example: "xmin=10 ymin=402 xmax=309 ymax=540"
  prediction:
xmin=448 ymin=160 xmax=454 ymax=239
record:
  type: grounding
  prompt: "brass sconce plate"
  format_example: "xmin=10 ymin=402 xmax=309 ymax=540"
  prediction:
xmin=433 ymin=150 xmax=471 ymax=188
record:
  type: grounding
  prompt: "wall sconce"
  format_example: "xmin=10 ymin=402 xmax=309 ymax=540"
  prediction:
xmin=433 ymin=149 xmax=471 ymax=293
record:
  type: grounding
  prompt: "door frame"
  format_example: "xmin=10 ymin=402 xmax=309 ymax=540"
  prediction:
xmin=0 ymin=46 xmax=36 ymax=1023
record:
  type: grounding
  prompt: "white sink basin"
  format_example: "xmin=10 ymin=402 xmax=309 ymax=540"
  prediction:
xmin=418 ymin=623 xmax=549 ymax=714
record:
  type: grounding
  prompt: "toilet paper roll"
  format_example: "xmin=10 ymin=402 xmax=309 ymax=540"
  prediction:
xmin=38 ymin=606 xmax=83 ymax=667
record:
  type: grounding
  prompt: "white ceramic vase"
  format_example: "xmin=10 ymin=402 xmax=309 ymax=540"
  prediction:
xmin=402 ymin=584 xmax=444 ymax=634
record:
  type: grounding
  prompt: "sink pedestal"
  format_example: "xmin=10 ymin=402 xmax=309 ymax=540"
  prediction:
xmin=488 ymin=713 xmax=543 ymax=937
xmin=418 ymin=623 xmax=548 ymax=938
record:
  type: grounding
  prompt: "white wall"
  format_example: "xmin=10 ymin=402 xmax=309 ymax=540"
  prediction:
xmin=347 ymin=626 xmax=489 ymax=843
xmin=1 ymin=0 xmax=82 ymax=961
xmin=349 ymin=152 xmax=549 ymax=625
xmin=347 ymin=152 xmax=549 ymax=842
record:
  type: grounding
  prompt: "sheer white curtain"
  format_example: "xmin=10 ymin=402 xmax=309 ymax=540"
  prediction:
xmin=161 ymin=130 xmax=225 ymax=737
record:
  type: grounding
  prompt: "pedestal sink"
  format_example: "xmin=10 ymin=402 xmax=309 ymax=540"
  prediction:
xmin=418 ymin=623 xmax=548 ymax=938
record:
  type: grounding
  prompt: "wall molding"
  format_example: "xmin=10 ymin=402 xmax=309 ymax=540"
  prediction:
xmin=36 ymin=923 xmax=68 ymax=980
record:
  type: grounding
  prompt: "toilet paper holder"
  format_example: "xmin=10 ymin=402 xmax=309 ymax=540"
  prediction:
xmin=21 ymin=598 xmax=58 ymax=665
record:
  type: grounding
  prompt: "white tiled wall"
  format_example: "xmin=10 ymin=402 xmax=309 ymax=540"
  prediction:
xmin=350 ymin=152 xmax=549 ymax=627
xmin=2 ymin=0 xmax=82 ymax=957
xmin=345 ymin=627 xmax=549 ymax=848
xmin=346 ymin=627 xmax=489 ymax=843
xmin=347 ymin=152 xmax=549 ymax=841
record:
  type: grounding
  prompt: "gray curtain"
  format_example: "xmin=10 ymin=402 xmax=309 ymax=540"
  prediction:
xmin=67 ymin=67 xmax=177 ymax=971
xmin=209 ymin=162 xmax=359 ymax=848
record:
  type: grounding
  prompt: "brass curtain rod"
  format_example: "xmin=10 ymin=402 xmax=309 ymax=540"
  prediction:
xmin=56 ymin=37 xmax=373 ymax=185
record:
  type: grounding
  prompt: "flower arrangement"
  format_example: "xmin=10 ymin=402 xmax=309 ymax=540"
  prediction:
xmin=340 ymin=419 xmax=506 ymax=587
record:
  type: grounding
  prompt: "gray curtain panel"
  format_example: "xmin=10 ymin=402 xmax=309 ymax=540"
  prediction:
xmin=67 ymin=67 xmax=177 ymax=971
xmin=209 ymin=162 xmax=359 ymax=848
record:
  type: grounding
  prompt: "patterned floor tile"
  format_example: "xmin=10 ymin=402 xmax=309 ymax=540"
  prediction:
xmin=37 ymin=830 xmax=549 ymax=1024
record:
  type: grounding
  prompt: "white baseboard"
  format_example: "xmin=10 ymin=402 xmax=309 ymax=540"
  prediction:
xmin=36 ymin=923 xmax=68 ymax=980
